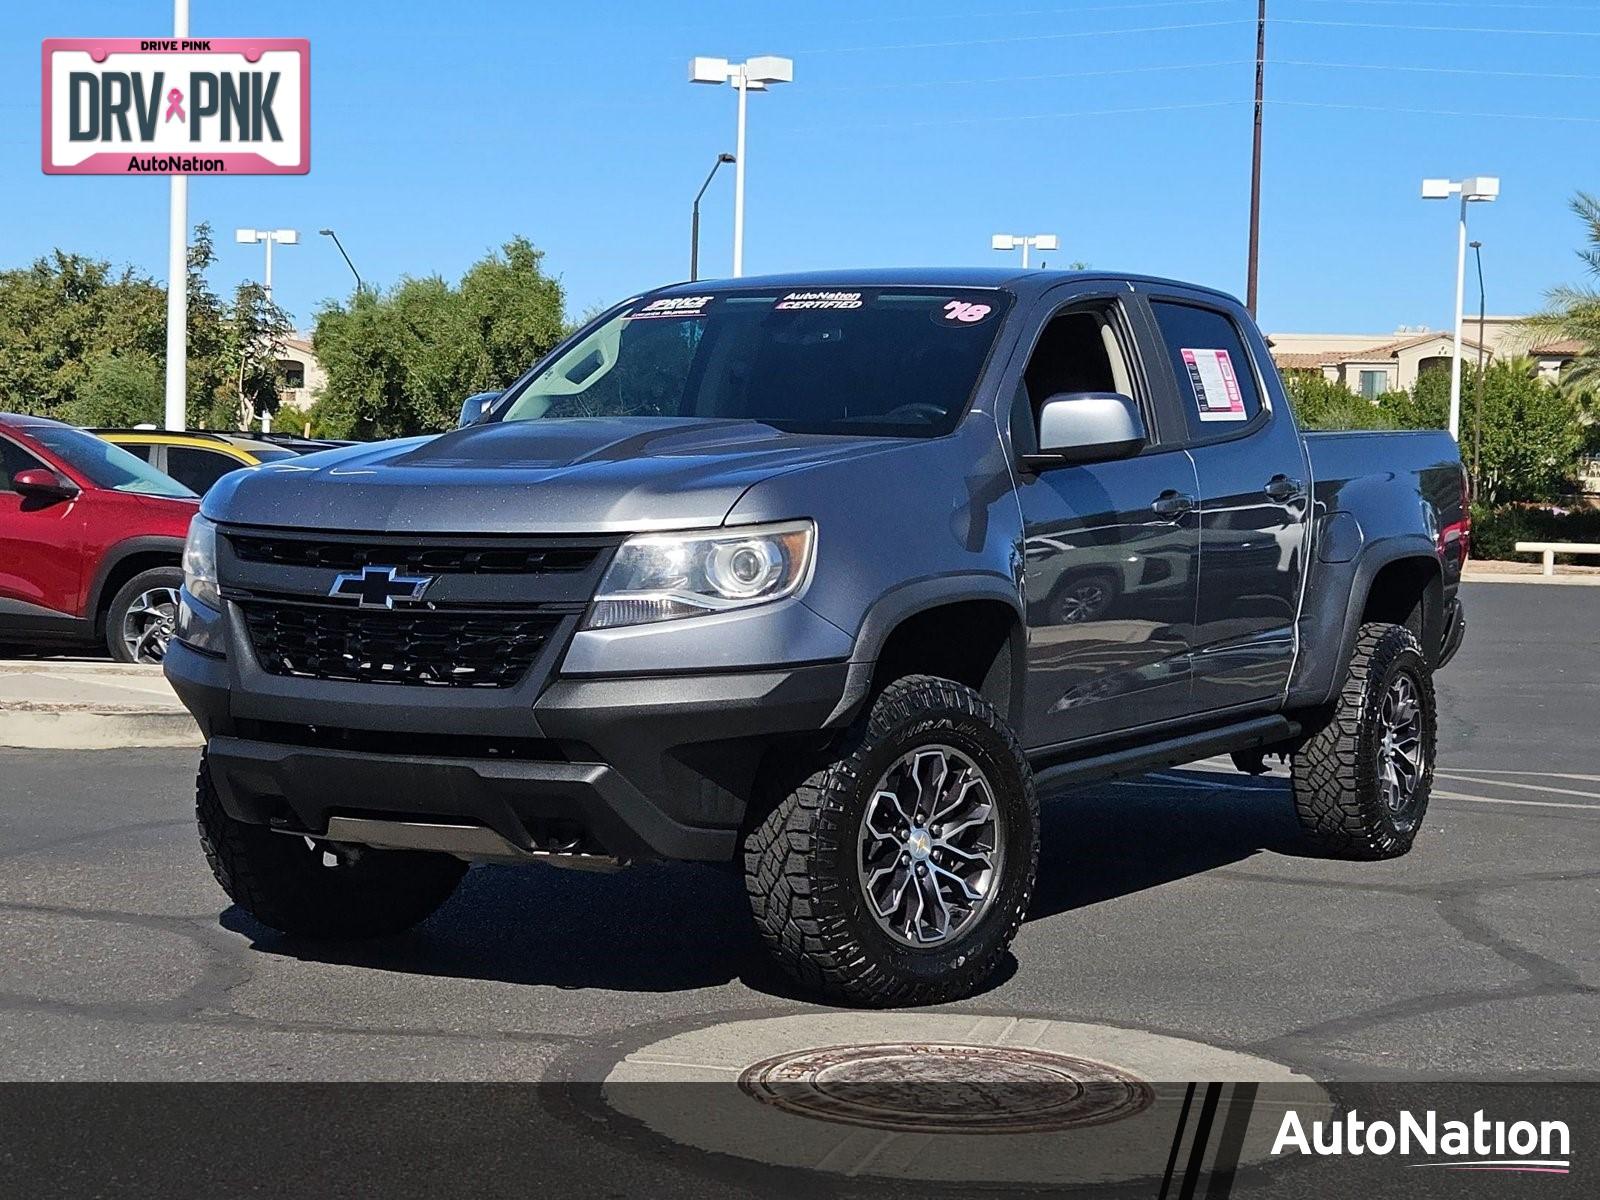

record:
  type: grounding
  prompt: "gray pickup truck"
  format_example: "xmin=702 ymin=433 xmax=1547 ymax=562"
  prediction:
xmin=166 ymin=269 xmax=1467 ymax=1005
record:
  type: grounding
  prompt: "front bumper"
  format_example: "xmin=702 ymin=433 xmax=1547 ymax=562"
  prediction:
xmin=167 ymin=638 xmax=852 ymax=862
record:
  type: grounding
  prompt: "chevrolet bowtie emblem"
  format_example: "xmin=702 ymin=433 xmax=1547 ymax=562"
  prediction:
xmin=327 ymin=565 xmax=435 ymax=609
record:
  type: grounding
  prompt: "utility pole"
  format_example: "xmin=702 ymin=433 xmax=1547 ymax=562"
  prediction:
xmin=163 ymin=0 xmax=190 ymax=430
xmin=1246 ymin=0 xmax=1266 ymax=316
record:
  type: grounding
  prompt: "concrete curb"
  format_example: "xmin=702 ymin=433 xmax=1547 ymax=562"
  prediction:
xmin=1462 ymin=570 xmax=1600 ymax=586
xmin=0 ymin=703 xmax=199 ymax=750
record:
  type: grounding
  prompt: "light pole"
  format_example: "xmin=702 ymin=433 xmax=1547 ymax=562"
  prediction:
xmin=689 ymin=56 xmax=794 ymax=277
xmin=1470 ymin=239 xmax=1487 ymax=478
xmin=163 ymin=0 xmax=190 ymax=431
xmin=1421 ymin=176 xmax=1499 ymax=440
xmin=235 ymin=228 xmax=300 ymax=303
xmin=691 ymin=153 xmax=736 ymax=282
xmin=319 ymin=228 xmax=363 ymax=295
xmin=991 ymin=233 xmax=1059 ymax=269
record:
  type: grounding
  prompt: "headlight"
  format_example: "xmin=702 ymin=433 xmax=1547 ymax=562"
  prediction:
xmin=585 ymin=520 xmax=815 ymax=630
xmin=182 ymin=514 xmax=220 ymax=610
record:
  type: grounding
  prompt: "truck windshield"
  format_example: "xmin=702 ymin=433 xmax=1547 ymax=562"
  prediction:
xmin=28 ymin=426 xmax=196 ymax=499
xmin=498 ymin=288 xmax=1012 ymax=437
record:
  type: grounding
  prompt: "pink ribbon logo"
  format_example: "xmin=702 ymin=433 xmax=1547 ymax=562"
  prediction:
xmin=164 ymin=88 xmax=185 ymax=123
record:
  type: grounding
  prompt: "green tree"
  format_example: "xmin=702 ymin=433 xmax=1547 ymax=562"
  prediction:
xmin=0 ymin=251 xmax=164 ymax=415
xmin=311 ymin=237 xmax=567 ymax=439
xmin=223 ymin=281 xmax=294 ymax=429
xmin=1524 ymin=191 xmax=1600 ymax=390
xmin=1282 ymin=371 xmax=1395 ymax=430
xmin=1377 ymin=368 xmax=1450 ymax=430
xmin=1469 ymin=358 xmax=1585 ymax=504
xmin=57 ymin=351 xmax=164 ymax=427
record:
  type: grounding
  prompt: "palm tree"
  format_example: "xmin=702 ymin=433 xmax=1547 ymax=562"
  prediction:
xmin=1524 ymin=192 xmax=1600 ymax=393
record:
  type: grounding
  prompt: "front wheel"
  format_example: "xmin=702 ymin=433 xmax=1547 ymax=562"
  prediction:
xmin=744 ymin=675 xmax=1039 ymax=1007
xmin=105 ymin=566 xmax=183 ymax=663
xmin=1291 ymin=622 xmax=1437 ymax=859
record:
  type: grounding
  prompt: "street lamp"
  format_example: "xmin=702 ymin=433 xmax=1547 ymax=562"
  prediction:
xmin=689 ymin=55 xmax=794 ymax=277
xmin=1470 ymin=239 xmax=1487 ymax=477
xmin=1421 ymin=176 xmax=1499 ymax=440
xmin=318 ymin=228 xmax=363 ymax=295
xmin=691 ymin=153 xmax=736 ymax=282
xmin=234 ymin=227 xmax=300 ymax=303
xmin=991 ymin=233 xmax=1059 ymax=269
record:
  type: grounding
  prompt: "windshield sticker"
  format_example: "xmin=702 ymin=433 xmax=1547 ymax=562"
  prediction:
xmin=774 ymin=291 xmax=864 ymax=311
xmin=937 ymin=299 xmax=995 ymax=325
xmin=1181 ymin=348 xmax=1247 ymax=421
xmin=629 ymin=295 xmax=714 ymax=320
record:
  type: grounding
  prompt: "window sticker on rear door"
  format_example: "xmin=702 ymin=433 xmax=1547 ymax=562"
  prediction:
xmin=1180 ymin=348 xmax=1247 ymax=421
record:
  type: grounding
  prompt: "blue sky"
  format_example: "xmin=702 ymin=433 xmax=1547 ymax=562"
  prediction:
xmin=5 ymin=0 xmax=1598 ymax=336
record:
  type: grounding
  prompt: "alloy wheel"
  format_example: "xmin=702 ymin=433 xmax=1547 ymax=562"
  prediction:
xmin=856 ymin=745 xmax=1004 ymax=947
xmin=1377 ymin=673 xmax=1424 ymax=814
xmin=121 ymin=587 xmax=179 ymax=663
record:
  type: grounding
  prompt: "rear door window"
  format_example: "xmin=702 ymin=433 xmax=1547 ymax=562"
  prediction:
xmin=165 ymin=447 xmax=243 ymax=494
xmin=1148 ymin=301 xmax=1264 ymax=443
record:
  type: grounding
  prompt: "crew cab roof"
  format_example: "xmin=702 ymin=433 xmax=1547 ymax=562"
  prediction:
xmin=651 ymin=267 xmax=1243 ymax=307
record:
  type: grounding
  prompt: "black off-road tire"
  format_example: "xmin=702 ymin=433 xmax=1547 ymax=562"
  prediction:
xmin=743 ymin=675 xmax=1039 ymax=1007
xmin=1291 ymin=622 xmax=1437 ymax=860
xmin=196 ymin=753 xmax=467 ymax=939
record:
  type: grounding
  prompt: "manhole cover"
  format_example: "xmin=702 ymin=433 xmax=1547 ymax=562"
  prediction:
xmin=738 ymin=1041 xmax=1153 ymax=1134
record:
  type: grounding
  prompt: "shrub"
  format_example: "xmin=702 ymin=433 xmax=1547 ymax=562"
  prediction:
xmin=1468 ymin=502 xmax=1600 ymax=562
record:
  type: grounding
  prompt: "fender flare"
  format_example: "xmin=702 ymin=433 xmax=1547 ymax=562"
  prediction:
xmin=1289 ymin=534 xmax=1443 ymax=708
xmin=86 ymin=536 xmax=186 ymax=631
xmin=824 ymin=572 xmax=1025 ymax=726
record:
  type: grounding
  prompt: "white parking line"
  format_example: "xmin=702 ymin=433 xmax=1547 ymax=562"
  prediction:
xmin=1432 ymin=787 xmax=1600 ymax=813
xmin=1435 ymin=772 xmax=1600 ymax=802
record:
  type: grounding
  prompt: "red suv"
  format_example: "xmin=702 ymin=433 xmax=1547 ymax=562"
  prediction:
xmin=0 ymin=413 xmax=200 ymax=663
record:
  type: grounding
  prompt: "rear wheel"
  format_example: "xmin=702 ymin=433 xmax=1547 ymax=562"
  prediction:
xmin=195 ymin=753 xmax=467 ymax=939
xmin=744 ymin=675 xmax=1038 ymax=1007
xmin=1291 ymin=622 xmax=1436 ymax=859
xmin=105 ymin=567 xmax=182 ymax=663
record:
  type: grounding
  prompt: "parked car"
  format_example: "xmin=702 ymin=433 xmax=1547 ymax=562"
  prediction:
xmin=1 ymin=413 xmax=198 ymax=663
xmin=166 ymin=269 xmax=1468 ymax=1005
xmin=92 ymin=429 xmax=303 ymax=496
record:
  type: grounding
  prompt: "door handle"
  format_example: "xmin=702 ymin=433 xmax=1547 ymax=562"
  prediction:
xmin=1264 ymin=474 xmax=1305 ymax=501
xmin=1151 ymin=490 xmax=1195 ymax=518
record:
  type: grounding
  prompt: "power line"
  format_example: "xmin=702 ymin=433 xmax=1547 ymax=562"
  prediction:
xmin=788 ymin=0 xmax=1241 ymax=31
xmin=786 ymin=99 xmax=1245 ymax=133
xmin=1275 ymin=57 xmax=1600 ymax=83
xmin=798 ymin=18 xmax=1250 ymax=55
xmin=1295 ymin=0 xmax=1600 ymax=12
xmin=805 ymin=59 xmax=1253 ymax=94
xmin=1277 ymin=98 xmax=1600 ymax=123
xmin=1277 ymin=16 xmax=1600 ymax=36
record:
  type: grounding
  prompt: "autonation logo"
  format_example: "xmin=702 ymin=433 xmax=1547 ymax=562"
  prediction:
xmin=1273 ymin=1109 xmax=1572 ymax=1175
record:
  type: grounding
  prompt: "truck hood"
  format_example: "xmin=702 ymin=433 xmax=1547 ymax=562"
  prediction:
xmin=202 ymin=417 xmax=906 ymax=534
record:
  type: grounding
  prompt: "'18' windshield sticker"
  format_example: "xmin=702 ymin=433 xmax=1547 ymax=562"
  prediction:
xmin=936 ymin=299 xmax=994 ymax=326
xmin=629 ymin=295 xmax=714 ymax=320
xmin=1181 ymin=348 xmax=1247 ymax=421
xmin=774 ymin=291 xmax=864 ymax=311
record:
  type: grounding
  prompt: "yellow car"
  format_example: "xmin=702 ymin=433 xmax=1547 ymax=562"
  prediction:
xmin=91 ymin=429 xmax=303 ymax=495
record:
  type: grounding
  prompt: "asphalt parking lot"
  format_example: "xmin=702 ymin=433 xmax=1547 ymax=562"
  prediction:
xmin=0 ymin=581 xmax=1595 ymax=1085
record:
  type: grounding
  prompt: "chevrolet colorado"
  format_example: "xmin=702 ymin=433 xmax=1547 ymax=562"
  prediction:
xmin=166 ymin=270 xmax=1467 ymax=1005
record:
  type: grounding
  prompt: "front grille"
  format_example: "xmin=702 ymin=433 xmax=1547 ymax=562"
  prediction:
xmin=230 ymin=536 xmax=600 ymax=575
xmin=241 ymin=601 xmax=560 ymax=688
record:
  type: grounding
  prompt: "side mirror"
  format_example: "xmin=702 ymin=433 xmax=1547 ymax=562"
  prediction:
xmin=11 ymin=468 xmax=79 ymax=501
xmin=457 ymin=391 xmax=501 ymax=428
xmin=1029 ymin=392 xmax=1146 ymax=468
